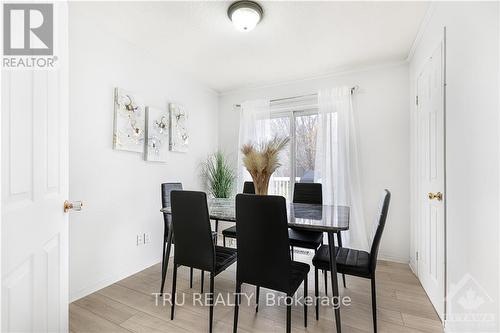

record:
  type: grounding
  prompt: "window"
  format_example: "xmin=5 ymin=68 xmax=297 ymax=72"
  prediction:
xmin=267 ymin=109 xmax=320 ymax=200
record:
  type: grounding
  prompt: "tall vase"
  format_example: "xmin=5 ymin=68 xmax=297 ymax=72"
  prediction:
xmin=250 ymin=171 xmax=271 ymax=195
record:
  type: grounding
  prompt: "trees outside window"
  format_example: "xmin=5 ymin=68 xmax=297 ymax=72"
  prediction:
xmin=264 ymin=110 xmax=321 ymax=199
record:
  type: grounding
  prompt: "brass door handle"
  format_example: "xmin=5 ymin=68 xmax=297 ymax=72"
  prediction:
xmin=64 ymin=200 xmax=83 ymax=213
xmin=428 ymin=192 xmax=443 ymax=201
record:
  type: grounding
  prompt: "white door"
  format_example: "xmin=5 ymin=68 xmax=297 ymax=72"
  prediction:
xmin=1 ymin=3 xmax=69 ymax=332
xmin=416 ymin=41 xmax=446 ymax=320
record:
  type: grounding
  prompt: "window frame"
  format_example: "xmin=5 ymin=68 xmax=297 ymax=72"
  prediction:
xmin=270 ymin=107 xmax=319 ymax=199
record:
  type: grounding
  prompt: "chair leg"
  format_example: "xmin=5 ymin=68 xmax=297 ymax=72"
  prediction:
xmin=170 ymin=264 xmax=178 ymax=320
xmin=291 ymin=246 xmax=294 ymax=260
xmin=223 ymin=236 xmax=226 ymax=247
xmin=371 ymin=276 xmax=378 ymax=333
xmin=209 ymin=272 xmax=215 ymax=333
xmin=161 ymin=239 xmax=166 ymax=275
xmin=314 ymin=268 xmax=319 ymax=320
xmin=303 ymin=276 xmax=308 ymax=327
xmin=323 ymin=270 xmax=328 ymax=296
xmin=201 ymin=270 xmax=204 ymax=293
xmin=336 ymin=232 xmax=347 ymax=288
xmin=215 ymin=220 xmax=219 ymax=233
xmin=160 ymin=243 xmax=167 ymax=294
xmin=255 ymin=286 xmax=260 ymax=312
xmin=160 ymin=227 xmax=173 ymax=294
xmin=286 ymin=294 xmax=292 ymax=333
xmin=190 ymin=267 xmax=194 ymax=288
xmin=233 ymin=282 xmax=241 ymax=333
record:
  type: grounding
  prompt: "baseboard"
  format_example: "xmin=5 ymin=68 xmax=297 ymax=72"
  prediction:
xmin=378 ymin=253 xmax=410 ymax=264
xmin=69 ymin=255 xmax=163 ymax=303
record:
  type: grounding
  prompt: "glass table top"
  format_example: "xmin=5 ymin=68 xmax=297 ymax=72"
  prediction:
xmin=161 ymin=198 xmax=349 ymax=232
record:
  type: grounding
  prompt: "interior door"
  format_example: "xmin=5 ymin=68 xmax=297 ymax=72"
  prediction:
xmin=1 ymin=3 xmax=69 ymax=332
xmin=416 ymin=41 xmax=446 ymax=320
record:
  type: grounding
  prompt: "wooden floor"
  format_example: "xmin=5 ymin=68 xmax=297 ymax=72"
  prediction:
xmin=70 ymin=252 xmax=443 ymax=333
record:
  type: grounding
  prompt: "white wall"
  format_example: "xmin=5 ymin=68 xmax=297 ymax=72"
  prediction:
xmin=218 ymin=63 xmax=411 ymax=262
xmin=409 ymin=2 xmax=499 ymax=331
xmin=68 ymin=3 xmax=218 ymax=301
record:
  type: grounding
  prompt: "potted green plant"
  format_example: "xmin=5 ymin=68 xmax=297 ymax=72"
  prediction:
xmin=203 ymin=151 xmax=236 ymax=198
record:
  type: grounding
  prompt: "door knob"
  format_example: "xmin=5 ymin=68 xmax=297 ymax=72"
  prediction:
xmin=428 ymin=192 xmax=443 ymax=201
xmin=64 ymin=200 xmax=83 ymax=213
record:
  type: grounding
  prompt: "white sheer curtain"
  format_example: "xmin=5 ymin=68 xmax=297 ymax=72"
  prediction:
xmin=237 ymin=99 xmax=271 ymax=192
xmin=314 ymin=87 xmax=369 ymax=251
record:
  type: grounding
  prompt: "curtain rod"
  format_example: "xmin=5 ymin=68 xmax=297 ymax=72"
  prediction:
xmin=234 ymin=85 xmax=358 ymax=108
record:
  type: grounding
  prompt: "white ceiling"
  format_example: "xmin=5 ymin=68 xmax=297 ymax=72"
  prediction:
xmin=78 ymin=1 xmax=429 ymax=93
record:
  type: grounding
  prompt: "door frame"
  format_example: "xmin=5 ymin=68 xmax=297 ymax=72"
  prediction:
xmin=412 ymin=27 xmax=448 ymax=322
xmin=0 ymin=49 xmax=2 ymax=333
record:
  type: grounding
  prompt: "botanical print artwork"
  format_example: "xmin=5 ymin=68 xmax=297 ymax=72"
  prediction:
xmin=169 ymin=103 xmax=189 ymax=152
xmin=113 ymin=88 xmax=145 ymax=153
xmin=145 ymin=107 xmax=169 ymax=162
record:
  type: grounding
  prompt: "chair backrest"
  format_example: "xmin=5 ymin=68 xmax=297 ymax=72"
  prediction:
xmin=293 ymin=183 xmax=322 ymax=205
xmin=161 ymin=182 xmax=183 ymax=208
xmin=161 ymin=183 xmax=183 ymax=235
xmin=170 ymin=190 xmax=215 ymax=271
xmin=369 ymin=189 xmax=391 ymax=273
xmin=243 ymin=181 xmax=255 ymax=194
xmin=235 ymin=194 xmax=292 ymax=292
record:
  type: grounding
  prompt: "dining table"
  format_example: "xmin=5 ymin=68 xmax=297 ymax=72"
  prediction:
xmin=160 ymin=197 xmax=350 ymax=333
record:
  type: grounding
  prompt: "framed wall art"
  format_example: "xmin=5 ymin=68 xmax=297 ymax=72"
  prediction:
xmin=113 ymin=88 xmax=145 ymax=153
xmin=169 ymin=103 xmax=189 ymax=153
xmin=145 ymin=106 xmax=169 ymax=162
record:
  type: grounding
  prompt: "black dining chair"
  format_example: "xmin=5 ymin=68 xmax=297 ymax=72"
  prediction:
xmin=170 ymin=190 xmax=237 ymax=333
xmin=289 ymin=183 xmax=346 ymax=289
xmin=233 ymin=194 xmax=310 ymax=333
xmin=312 ymin=189 xmax=391 ymax=333
xmin=160 ymin=183 xmax=189 ymax=294
xmin=221 ymin=181 xmax=255 ymax=246
xmin=160 ymin=183 xmax=217 ymax=294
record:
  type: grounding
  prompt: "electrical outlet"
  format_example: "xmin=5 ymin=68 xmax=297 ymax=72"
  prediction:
xmin=136 ymin=234 xmax=143 ymax=246
xmin=144 ymin=233 xmax=151 ymax=244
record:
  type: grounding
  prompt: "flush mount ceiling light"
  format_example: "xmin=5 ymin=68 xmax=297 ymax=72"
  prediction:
xmin=227 ymin=1 xmax=263 ymax=32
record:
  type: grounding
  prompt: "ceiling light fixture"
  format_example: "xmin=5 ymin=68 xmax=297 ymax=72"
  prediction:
xmin=227 ymin=1 xmax=263 ymax=32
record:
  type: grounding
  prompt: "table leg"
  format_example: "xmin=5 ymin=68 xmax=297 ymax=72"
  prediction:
xmin=160 ymin=223 xmax=173 ymax=294
xmin=327 ymin=232 xmax=341 ymax=333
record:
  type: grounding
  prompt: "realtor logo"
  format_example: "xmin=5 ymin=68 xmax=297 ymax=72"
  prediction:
xmin=3 ymin=3 xmax=56 ymax=69
xmin=447 ymin=274 xmax=496 ymax=331
xmin=3 ymin=3 xmax=53 ymax=55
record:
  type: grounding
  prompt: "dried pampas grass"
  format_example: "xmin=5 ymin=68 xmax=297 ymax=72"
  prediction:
xmin=241 ymin=136 xmax=290 ymax=195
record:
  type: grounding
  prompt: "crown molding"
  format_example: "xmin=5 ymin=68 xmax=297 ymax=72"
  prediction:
xmin=406 ymin=2 xmax=436 ymax=62
xmin=219 ymin=60 xmax=408 ymax=96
